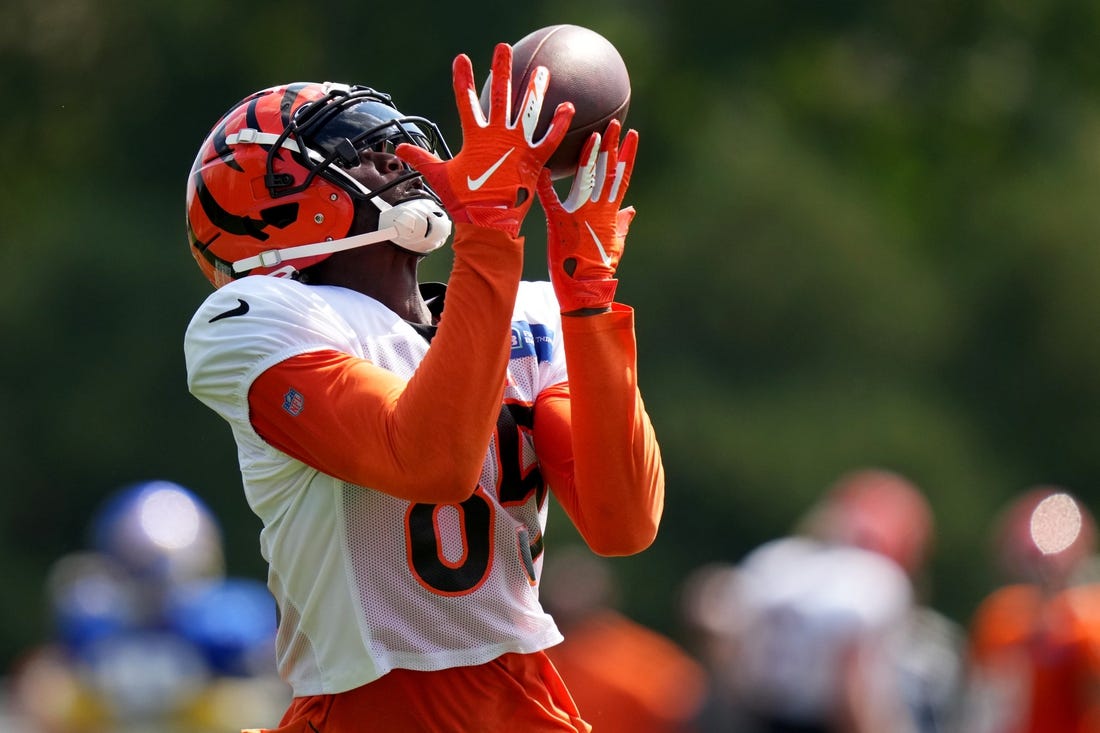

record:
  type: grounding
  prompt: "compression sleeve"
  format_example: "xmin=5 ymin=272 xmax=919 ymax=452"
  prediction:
xmin=247 ymin=224 xmax=522 ymax=504
xmin=533 ymin=304 xmax=665 ymax=556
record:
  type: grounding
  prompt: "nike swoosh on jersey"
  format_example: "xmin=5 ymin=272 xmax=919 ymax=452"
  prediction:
xmin=584 ymin=222 xmax=613 ymax=267
xmin=209 ymin=298 xmax=250 ymax=323
xmin=466 ymin=148 xmax=515 ymax=190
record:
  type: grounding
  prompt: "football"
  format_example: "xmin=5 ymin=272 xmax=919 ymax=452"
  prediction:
xmin=482 ymin=24 xmax=632 ymax=179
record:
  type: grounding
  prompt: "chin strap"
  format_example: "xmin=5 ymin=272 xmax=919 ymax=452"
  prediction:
xmin=230 ymin=197 xmax=452 ymax=273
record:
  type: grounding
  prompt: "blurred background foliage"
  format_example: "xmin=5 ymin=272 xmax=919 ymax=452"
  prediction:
xmin=3 ymin=0 xmax=1100 ymax=670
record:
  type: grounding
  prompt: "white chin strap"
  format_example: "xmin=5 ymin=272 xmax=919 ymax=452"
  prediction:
xmin=231 ymin=197 xmax=452 ymax=274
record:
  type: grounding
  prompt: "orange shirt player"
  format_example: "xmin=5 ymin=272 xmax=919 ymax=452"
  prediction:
xmin=966 ymin=489 xmax=1100 ymax=733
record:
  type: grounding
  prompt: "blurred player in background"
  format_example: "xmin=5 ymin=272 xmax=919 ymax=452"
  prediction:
xmin=7 ymin=480 xmax=288 ymax=732
xmin=961 ymin=487 xmax=1100 ymax=733
xmin=719 ymin=468 xmax=963 ymax=733
xmin=540 ymin=546 xmax=707 ymax=733
xmin=182 ymin=42 xmax=663 ymax=733
xmin=677 ymin=562 xmax=750 ymax=732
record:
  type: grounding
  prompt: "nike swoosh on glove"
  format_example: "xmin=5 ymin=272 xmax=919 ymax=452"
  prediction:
xmin=537 ymin=119 xmax=639 ymax=314
xmin=396 ymin=43 xmax=574 ymax=238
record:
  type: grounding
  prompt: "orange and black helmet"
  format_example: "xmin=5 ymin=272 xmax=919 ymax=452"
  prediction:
xmin=186 ymin=82 xmax=451 ymax=288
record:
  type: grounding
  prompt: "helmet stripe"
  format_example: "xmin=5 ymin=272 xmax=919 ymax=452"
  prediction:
xmin=245 ymin=97 xmax=262 ymax=134
xmin=193 ymin=172 xmax=283 ymax=241
xmin=210 ymin=118 xmax=243 ymax=172
xmin=280 ymin=83 xmax=314 ymax=127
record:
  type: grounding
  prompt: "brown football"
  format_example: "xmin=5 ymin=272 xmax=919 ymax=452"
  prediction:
xmin=481 ymin=24 xmax=631 ymax=179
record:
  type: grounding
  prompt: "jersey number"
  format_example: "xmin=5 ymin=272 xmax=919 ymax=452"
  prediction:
xmin=405 ymin=403 xmax=545 ymax=595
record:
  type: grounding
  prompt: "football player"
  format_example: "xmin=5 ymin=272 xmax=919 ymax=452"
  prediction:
xmin=963 ymin=488 xmax=1100 ymax=733
xmin=183 ymin=42 xmax=664 ymax=733
xmin=723 ymin=469 xmax=950 ymax=733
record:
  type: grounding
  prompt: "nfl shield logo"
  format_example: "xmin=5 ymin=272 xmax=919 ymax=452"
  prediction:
xmin=282 ymin=388 xmax=305 ymax=416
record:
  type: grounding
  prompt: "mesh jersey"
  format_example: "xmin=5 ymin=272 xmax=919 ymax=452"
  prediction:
xmin=733 ymin=536 xmax=914 ymax=723
xmin=184 ymin=275 xmax=567 ymax=696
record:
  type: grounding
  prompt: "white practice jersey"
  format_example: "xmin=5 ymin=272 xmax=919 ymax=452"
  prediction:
xmin=184 ymin=275 xmax=567 ymax=696
xmin=733 ymin=536 xmax=914 ymax=723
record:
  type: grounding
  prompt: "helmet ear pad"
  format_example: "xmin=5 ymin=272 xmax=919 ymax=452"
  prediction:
xmin=251 ymin=152 xmax=358 ymax=268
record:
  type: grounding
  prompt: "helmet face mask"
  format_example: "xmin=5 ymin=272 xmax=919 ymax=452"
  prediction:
xmin=278 ymin=90 xmax=449 ymax=199
xmin=187 ymin=83 xmax=452 ymax=288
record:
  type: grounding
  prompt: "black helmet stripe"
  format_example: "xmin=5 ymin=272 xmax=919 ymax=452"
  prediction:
xmin=188 ymin=221 xmax=238 ymax=280
xmin=210 ymin=118 xmax=243 ymax=172
xmin=280 ymin=83 xmax=314 ymax=127
xmin=193 ymin=173 xmax=299 ymax=241
xmin=245 ymin=96 xmax=262 ymax=134
xmin=208 ymin=90 xmax=273 ymax=173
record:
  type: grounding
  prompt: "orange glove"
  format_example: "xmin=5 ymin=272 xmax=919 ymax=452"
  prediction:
xmin=536 ymin=120 xmax=639 ymax=313
xmin=397 ymin=43 xmax=574 ymax=237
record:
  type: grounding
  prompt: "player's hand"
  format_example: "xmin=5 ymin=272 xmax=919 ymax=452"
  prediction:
xmin=536 ymin=119 xmax=638 ymax=314
xmin=396 ymin=43 xmax=574 ymax=238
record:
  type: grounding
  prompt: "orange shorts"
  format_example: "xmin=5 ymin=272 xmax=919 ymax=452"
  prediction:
xmin=246 ymin=651 xmax=592 ymax=733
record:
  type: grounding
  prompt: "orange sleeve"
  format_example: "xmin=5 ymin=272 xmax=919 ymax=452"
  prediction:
xmin=533 ymin=304 xmax=664 ymax=556
xmin=248 ymin=224 xmax=523 ymax=504
xmin=544 ymin=611 xmax=707 ymax=731
xmin=968 ymin=585 xmax=1041 ymax=663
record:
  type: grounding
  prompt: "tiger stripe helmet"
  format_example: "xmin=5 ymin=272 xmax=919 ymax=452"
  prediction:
xmin=186 ymin=82 xmax=450 ymax=288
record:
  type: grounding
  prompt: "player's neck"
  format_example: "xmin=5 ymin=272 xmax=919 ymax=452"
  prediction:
xmin=307 ymin=246 xmax=431 ymax=324
xmin=382 ymin=286 xmax=433 ymax=324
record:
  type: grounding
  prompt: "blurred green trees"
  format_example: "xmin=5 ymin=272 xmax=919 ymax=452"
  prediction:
xmin=3 ymin=0 xmax=1100 ymax=668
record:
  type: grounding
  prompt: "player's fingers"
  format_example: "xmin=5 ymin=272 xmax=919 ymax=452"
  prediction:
xmin=450 ymin=54 xmax=481 ymax=128
xmin=608 ymin=129 xmax=638 ymax=202
xmin=601 ymin=119 xmax=622 ymax=158
xmin=562 ymin=134 xmax=600 ymax=212
xmin=394 ymin=143 xmax=438 ymax=175
xmin=618 ymin=128 xmax=639 ymax=167
xmin=615 ymin=205 xmax=637 ymax=240
xmin=578 ymin=131 xmax=600 ymax=166
xmin=541 ymin=101 xmax=576 ymax=151
xmin=486 ymin=43 xmax=514 ymax=124
xmin=518 ymin=65 xmax=550 ymax=143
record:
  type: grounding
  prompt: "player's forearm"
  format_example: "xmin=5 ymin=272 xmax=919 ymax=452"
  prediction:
xmin=561 ymin=305 xmax=665 ymax=555
xmin=249 ymin=224 xmax=523 ymax=503
xmin=390 ymin=223 xmax=524 ymax=496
